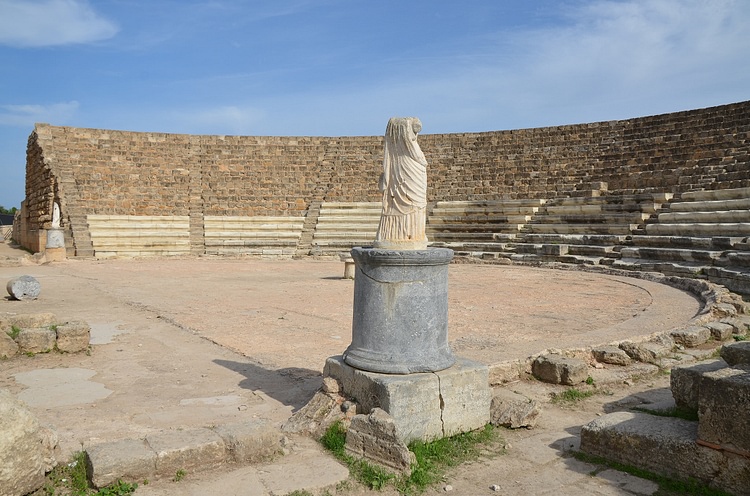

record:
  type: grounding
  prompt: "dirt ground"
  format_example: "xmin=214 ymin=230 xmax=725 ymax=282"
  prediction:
xmin=0 ymin=241 xmax=708 ymax=495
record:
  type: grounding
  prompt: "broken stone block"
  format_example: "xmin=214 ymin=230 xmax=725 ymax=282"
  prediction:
xmin=592 ymin=345 xmax=632 ymax=366
xmin=720 ymin=341 xmax=750 ymax=366
xmin=697 ymin=365 xmax=750 ymax=453
xmin=531 ymin=354 xmax=588 ymax=385
xmin=704 ymin=322 xmax=734 ymax=341
xmin=0 ymin=389 xmax=57 ymax=496
xmin=670 ymin=326 xmax=710 ymax=348
xmin=281 ymin=390 xmax=343 ymax=437
xmin=16 ymin=328 xmax=56 ymax=354
xmin=85 ymin=439 xmax=157 ymax=489
xmin=490 ymin=389 xmax=541 ymax=429
xmin=55 ymin=321 xmax=90 ymax=353
xmin=146 ymin=428 xmax=226 ymax=477
xmin=618 ymin=341 xmax=671 ymax=364
xmin=6 ymin=275 xmax=41 ymax=300
xmin=9 ymin=313 xmax=58 ymax=328
xmin=213 ymin=420 xmax=281 ymax=463
xmin=0 ymin=331 xmax=18 ymax=358
xmin=670 ymin=359 xmax=726 ymax=411
xmin=345 ymin=408 xmax=415 ymax=474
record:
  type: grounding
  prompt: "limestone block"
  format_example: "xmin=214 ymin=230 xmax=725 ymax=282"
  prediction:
xmin=55 ymin=321 xmax=90 ymax=353
xmin=670 ymin=360 xmax=726 ymax=411
xmin=0 ymin=331 xmax=18 ymax=359
xmin=531 ymin=354 xmax=588 ymax=385
xmin=580 ymin=411 xmax=750 ymax=495
xmin=146 ymin=428 xmax=226 ymax=476
xmin=345 ymin=408 xmax=415 ymax=474
xmin=720 ymin=341 xmax=750 ymax=366
xmin=325 ymin=355 xmax=490 ymax=443
xmin=0 ymin=389 xmax=53 ymax=496
xmin=213 ymin=420 xmax=280 ymax=463
xmin=541 ymin=244 xmax=568 ymax=256
xmin=618 ymin=341 xmax=671 ymax=364
xmin=6 ymin=275 xmax=41 ymax=300
xmin=281 ymin=390 xmax=342 ymax=437
xmin=8 ymin=313 xmax=57 ymax=328
xmin=16 ymin=328 xmax=56 ymax=354
xmin=591 ymin=345 xmax=632 ymax=366
xmin=85 ymin=439 xmax=156 ymax=489
xmin=490 ymin=389 xmax=541 ymax=429
xmin=704 ymin=322 xmax=734 ymax=341
xmin=670 ymin=326 xmax=710 ymax=348
xmin=697 ymin=365 xmax=750 ymax=453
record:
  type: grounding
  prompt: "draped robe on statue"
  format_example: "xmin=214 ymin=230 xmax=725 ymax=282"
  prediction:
xmin=373 ymin=117 xmax=428 ymax=250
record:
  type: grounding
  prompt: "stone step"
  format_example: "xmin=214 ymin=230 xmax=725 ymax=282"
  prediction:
xmin=724 ymin=251 xmax=750 ymax=267
xmin=429 ymin=232 xmax=496 ymax=241
xmin=426 ymin=223 xmax=525 ymax=232
xmin=625 ymin=235 xmax=743 ymax=250
xmin=619 ymin=246 xmax=724 ymax=263
xmin=704 ymin=266 xmax=750 ymax=294
xmin=612 ymin=259 xmax=707 ymax=276
xmin=509 ymin=253 xmax=604 ymax=265
xmin=657 ymin=210 xmax=750 ymax=224
xmin=681 ymin=186 xmax=750 ymax=202
xmin=431 ymin=242 xmax=509 ymax=252
xmin=544 ymin=202 xmax=662 ymax=215
xmin=432 ymin=199 xmax=547 ymax=208
xmin=204 ymin=231 xmax=302 ymax=239
xmin=531 ymin=213 xmax=650 ymax=224
xmin=669 ymin=197 xmax=750 ymax=212
xmin=205 ymin=239 xmax=299 ymax=247
xmin=509 ymin=233 xmax=628 ymax=245
xmin=314 ymin=224 xmax=379 ymax=232
xmin=547 ymin=193 xmax=673 ymax=206
xmin=320 ymin=202 xmax=381 ymax=209
xmin=580 ymin=411 xmax=749 ymax=495
xmin=428 ymin=215 xmax=532 ymax=224
xmin=645 ymin=222 xmax=750 ymax=236
xmin=522 ymin=224 xmax=639 ymax=235
xmin=311 ymin=232 xmax=376 ymax=240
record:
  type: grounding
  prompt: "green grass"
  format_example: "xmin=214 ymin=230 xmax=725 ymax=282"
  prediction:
xmin=40 ymin=451 xmax=138 ymax=496
xmin=734 ymin=334 xmax=747 ymax=341
xmin=320 ymin=420 xmax=500 ymax=494
xmin=551 ymin=387 xmax=597 ymax=404
xmin=8 ymin=325 xmax=21 ymax=340
xmin=574 ymin=451 xmax=732 ymax=496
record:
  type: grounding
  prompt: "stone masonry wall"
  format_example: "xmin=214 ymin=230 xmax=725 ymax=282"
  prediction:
xmin=21 ymin=101 xmax=750 ymax=253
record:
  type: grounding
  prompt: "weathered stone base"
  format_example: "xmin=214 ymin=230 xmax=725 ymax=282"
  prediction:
xmin=324 ymin=355 xmax=490 ymax=443
xmin=581 ymin=412 xmax=750 ymax=496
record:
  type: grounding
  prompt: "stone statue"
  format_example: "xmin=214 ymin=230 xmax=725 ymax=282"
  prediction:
xmin=373 ymin=117 xmax=428 ymax=250
xmin=51 ymin=202 xmax=61 ymax=229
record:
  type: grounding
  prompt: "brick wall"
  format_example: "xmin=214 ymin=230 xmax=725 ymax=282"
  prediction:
xmin=20 ymin=100 xmax=750 ymax=254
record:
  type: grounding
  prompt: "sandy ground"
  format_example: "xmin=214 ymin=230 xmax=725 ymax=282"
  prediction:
xmin=0 ymin=241 xmax=708 ymax=495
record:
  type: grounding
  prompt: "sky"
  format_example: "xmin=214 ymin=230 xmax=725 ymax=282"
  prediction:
xmin=1 ymin=0 xmax=749 ymax=209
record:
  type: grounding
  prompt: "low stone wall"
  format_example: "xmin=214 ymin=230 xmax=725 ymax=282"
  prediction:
xmin=19 ymin=100 xmax=750 ymax=256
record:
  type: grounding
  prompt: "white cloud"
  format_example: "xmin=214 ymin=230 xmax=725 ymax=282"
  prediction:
xmin=169 ymin=105 xmax=268 ymax=135
xmin=0 ymin=0 xmax=118 ymax=47
xmin=0 ymin=101 xmax=80 ymax=126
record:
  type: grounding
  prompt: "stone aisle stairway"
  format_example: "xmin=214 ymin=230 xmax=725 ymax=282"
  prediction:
xmin=310 ymin=202 xmax=381 ymax=256
xmin=614 ymin=186 xmax=750 ymax=294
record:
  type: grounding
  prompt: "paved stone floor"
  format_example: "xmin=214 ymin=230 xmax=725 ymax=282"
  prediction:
xmin=0 ymin=242 xmax=710 ymax=494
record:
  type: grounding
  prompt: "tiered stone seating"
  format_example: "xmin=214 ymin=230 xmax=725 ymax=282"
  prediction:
xmin=504 ymin=193 xmax=672 ymax=265
xmin=427 ymin=200 xmax=545 ymax=257
xmin=614 ymin=187 xmax=750 ymax=293
xmin=203 ymin=216 xmax=304 ymax=257
xmin=87 ymin=215 xmax=191 ymax=258
xmin=310 ymin=202 xmax=381 ymax=256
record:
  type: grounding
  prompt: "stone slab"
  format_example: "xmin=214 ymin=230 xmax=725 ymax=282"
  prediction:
xmin=55 ymin=321 xmax=90 ymax=353
xmin=670 ymin=359 xmax=726 ymax=411
xmin=212 ymin=420 xmax=280 ymax=463
xmin=697 ymin=365 xmax=750 ymax=453
xmin=85 ymin=438 xmax=157 ymax=489
xmin=324 ymin=355 xmax=490 ymax=443
xmin=720 ymin=341 xmax=750 ymax=366
xmin=146 ymin=428 xmax=227 ymax=477
xmin=16 ymin=328 xmax=55 ymax=354
xmin=531 ymin=354 xmax=588 ymax=385
xmin=670 ymin=326 xmax=710 ymax=348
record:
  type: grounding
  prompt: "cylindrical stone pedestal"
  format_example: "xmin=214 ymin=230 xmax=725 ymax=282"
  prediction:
xmin=344 ymin=247 xmax=455 ymax=374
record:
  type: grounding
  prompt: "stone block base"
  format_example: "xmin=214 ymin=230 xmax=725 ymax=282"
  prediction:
xmin=44 ymin=247 xmax=66 ymax=262
xmin=324 ymin=355 xmax=490 ymax=443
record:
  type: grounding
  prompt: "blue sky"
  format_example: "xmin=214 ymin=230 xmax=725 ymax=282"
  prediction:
xmin=1 ymin=0 xmax=749 ymax=209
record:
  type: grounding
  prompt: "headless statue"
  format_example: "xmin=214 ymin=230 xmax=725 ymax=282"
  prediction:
xmin=373 ymin=117 xmax=428 ymax=250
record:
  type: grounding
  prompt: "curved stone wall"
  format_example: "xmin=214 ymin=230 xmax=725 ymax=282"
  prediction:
xmin=18 ymin=100 xmax=750 ymax=254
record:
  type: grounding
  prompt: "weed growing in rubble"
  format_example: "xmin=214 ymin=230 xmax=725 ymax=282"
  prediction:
xmin=39 ymin=451 xmax=137 ymax=495
xmin=551 ymin=387 xmax=596 ymax=404
xmin=320 ymin=420 xmax=500 ymax=493
xmin=8 ymin=325 xmax=21 ymax=340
